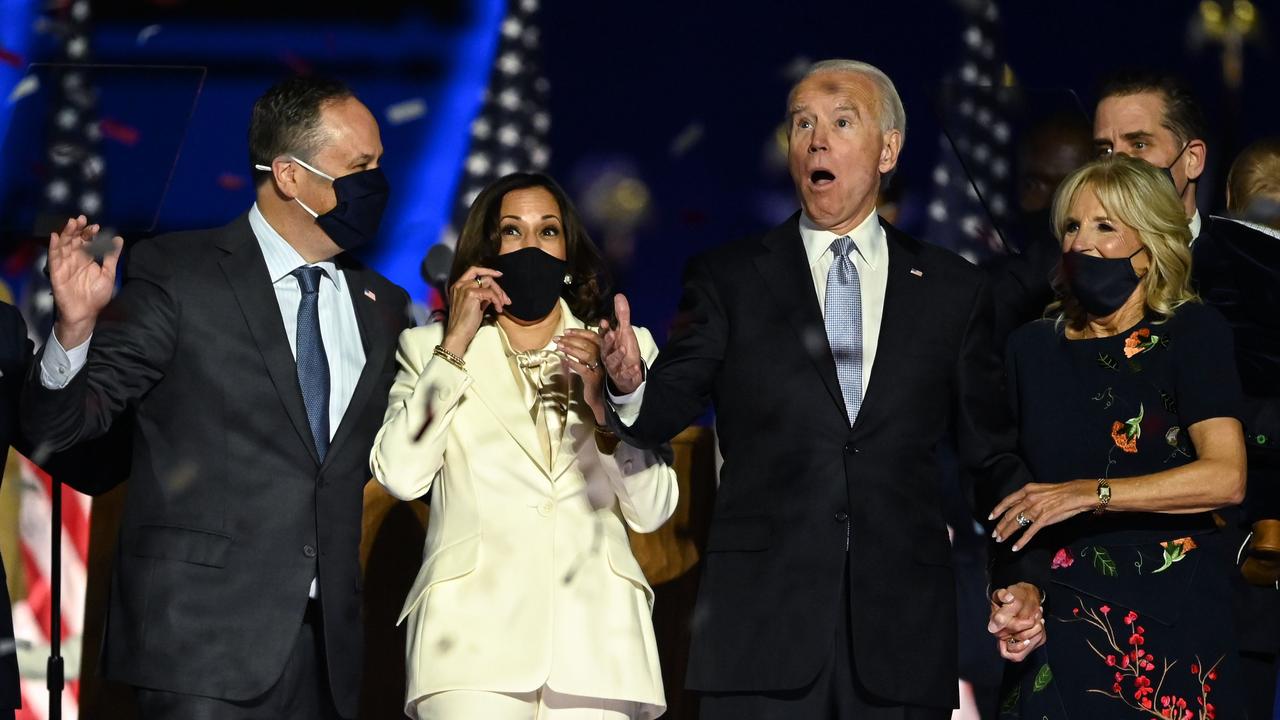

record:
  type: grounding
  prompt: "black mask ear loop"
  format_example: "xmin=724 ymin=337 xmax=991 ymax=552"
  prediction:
xmin=1163 ymin=142 xmax=1194 ymax=200
xmin=1123 ymin=238 xmax=1148 ymax=279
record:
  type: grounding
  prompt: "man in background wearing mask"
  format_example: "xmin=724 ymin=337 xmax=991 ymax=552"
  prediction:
xmin=988 ymin=111 xmax=1094 ymax=347
xmin=19 ymin=76 xmax=410 ymax=719
xmin=1095 ymin=70 xmax=1280 ymax=720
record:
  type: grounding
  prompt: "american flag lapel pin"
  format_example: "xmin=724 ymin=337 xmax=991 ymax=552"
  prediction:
xmin=364 ymin=288 xmax=377 ymax=301
xmin=910 ymin=268 xmax=924 ymax=277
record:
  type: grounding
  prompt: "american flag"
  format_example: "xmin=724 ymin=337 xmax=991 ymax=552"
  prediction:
xmin=922 ymin=0 xmax=1015 ymax=264
xmin=441 ymin=0 xmax=551 ymax=247
xmin=12 ymin=2 xmax=102 ymax=718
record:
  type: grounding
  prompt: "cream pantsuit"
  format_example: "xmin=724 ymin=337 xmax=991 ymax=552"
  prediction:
xmin=371 ymin=300 xmax=676 ymax=719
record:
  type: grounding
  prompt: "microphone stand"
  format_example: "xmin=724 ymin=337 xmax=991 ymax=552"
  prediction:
xmin=47 ymin=474 xmax=64 ymax=720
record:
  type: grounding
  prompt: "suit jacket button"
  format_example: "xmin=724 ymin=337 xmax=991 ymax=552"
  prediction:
xmin=834 ymin=511 xmax=849 ymax=523
xmin=538 ymin=500 xmax=554 ymax=517
xmin=843 ymin=442 xmax=858 ymax=455
xmin=303 ymin=544 xmax=317 ymax=558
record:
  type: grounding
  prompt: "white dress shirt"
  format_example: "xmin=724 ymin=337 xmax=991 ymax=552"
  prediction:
xmin=1189 ymin=209 xmax=1203 ymax=246
xmin=41 ymin=202 xmax=366 ymax=598
xmin=611 ymin=209 xmax=890 ymax=421
xmin=798 ymin=209 xmax=888 ymax=390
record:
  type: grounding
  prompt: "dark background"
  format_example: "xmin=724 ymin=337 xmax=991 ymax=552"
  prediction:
xmin=1 ymin=0 xmax=1275 ymax=334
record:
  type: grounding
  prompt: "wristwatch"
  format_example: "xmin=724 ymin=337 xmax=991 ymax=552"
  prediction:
xmin=1094 ymin=478 xmax=1111 ymax=515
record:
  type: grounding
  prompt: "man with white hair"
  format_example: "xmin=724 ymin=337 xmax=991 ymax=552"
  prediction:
xmin=600 ymin=59 xmax=1034 ymax=719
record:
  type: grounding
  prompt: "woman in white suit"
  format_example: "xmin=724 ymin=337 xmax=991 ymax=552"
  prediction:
xmin=371 ymin=172 xmax=677 ymax=720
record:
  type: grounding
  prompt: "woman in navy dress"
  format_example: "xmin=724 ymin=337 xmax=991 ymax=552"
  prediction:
xmin=988 ymin=155 xmax=1247 ymax=718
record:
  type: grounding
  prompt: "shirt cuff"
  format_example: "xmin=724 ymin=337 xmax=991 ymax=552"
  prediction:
xmin=607 ymin=380 xmax=645 ymax=427
xmin=39 ymin=332 xmax=91 ymax=390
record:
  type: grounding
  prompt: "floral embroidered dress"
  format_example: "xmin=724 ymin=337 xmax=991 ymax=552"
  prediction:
xmin=998 ymin=303 xmax=1245 ymax=719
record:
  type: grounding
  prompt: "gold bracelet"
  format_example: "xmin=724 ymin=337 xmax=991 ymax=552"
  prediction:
xmin=1094 ymin=478 xmax=1111 ymax=515
xmin=433 ymin=344 xmax=465 ymax=370
xmin=593 ymin=424 xmax=619 ymax=454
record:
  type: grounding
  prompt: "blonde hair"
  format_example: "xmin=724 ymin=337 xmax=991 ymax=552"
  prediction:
xmin=1047 ymin=154 xmax=1197 ymax=328
xmin=1226 ymin=137 xmax=1280 ymax=225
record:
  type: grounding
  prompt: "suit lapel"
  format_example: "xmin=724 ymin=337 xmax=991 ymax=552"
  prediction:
xmin=466 ymin=324 xmax=552 ymax=479
xmin=323 ymin=264 xmax=392 ymax=469
xmin=851 ymin=222 xmax=924 ymax=434
xmin=753 ymin=213 xmax=848 ymax=423
xmin=217 ymin=217 xmax=320 ymax=465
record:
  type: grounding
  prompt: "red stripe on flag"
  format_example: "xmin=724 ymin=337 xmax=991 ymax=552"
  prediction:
xmin=17 ymin=543 xmax=53 ymax=641
xmin=28 ymin=461 xmax=91 ymax=566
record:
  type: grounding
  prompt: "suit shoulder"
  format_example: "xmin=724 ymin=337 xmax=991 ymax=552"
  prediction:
xmin=1007 ymin=317 xmax=1058 ymax=349
xmin=1167 ymin=300 xmax=1229 ymax=335
xmin=686 ymin=235 xmax=764 ymax=274
xmin=127 ymin=224 xmax=230 ymax=267
xmin=0 ymin=301 xmax=23 ymax=326
xmin=399 ymin=322 xmax=444 ymax=349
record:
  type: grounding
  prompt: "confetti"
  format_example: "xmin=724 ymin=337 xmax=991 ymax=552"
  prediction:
xmin=279 ymin=51 xmax=312 ymax=76
xmin=0 ymin=48 xmax=24 ymax=68
xmin=84 ymin=227 xmax=118 ymax=258
xmin=385 ymin=98 xmax=427 ymax=126
xmin=136 ymin=24 xmax=161 ymax=45
xmin=216 ymin=173 xmax=247 ymax=191
xmin=98 ymin=118 xmax=140 ymax=146
xmin=669 ymin=122 xmax=704 ymax=157
xmin=7 ymin=74 xmax=38 ymax=104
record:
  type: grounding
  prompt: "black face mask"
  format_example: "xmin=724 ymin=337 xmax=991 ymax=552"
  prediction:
xmin=1061 ymin=247 xmax=1146 ymax=317
xmin=257 ymin=156 xmax=391 ymax=251
xmin=487 ymin=247 xmax=569 ymax=322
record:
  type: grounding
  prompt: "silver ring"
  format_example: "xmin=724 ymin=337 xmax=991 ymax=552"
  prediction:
xmin=1006 ymin=637 xmax=1022 ymax=646
xmin=1016 ymin=512 xmax=1031 ymax=528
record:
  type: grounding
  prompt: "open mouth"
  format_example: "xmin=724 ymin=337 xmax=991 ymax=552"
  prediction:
xmin=810 ymin=170 xmax=836 ymax=185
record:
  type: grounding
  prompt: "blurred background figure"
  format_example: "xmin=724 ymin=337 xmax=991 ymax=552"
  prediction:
xmin=1227 ymin=137 xmax=1280 ymax=233
xmin=986 ymin=111 xmax=1094 ymax=346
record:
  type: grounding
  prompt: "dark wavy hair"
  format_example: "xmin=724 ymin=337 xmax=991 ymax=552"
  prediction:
xmin=248 ymin=76 xmax=354 ymax=180
xmin=1098 ymin=70 xmax=1207 ymax=147
xmin=448 ymin=172 xmax=612 ymax=323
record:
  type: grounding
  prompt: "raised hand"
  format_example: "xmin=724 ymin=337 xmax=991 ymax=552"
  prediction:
xmin=441 ymin=266 xmax=510 ymax=358
xmin=598 ymin=294 xmax=644 ymax=395
xmin=48 ymin=215 xmax=124 ymax=349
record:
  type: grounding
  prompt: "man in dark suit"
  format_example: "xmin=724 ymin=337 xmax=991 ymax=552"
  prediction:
xmin=0 ymin=302 xmax=29 ymax=720
xmin=598 ymin=59 xmax=1034 ymax=719
xmin=1094 ymin=70 xmax=1280 ymax=720
xmin=19 ymin=77 xmax=410 ymax=719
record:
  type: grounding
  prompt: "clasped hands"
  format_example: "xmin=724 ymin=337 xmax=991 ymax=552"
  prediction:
xmin=986 ymin=478 xmax=1097 ymax=661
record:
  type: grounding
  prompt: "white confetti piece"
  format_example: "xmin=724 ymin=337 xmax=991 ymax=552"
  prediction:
xmin=7 ymin=74 xmax=39 ymax=105
xmin=385 ymin=98 xmax=427 ymax=125
xmin=137 ymin=24 xmax=162 ymax=45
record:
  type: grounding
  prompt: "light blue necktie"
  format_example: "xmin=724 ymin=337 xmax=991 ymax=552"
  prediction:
xmin=292 ymin=266 xmax=331 ymax=461
xmin=824 ymin=236 xmax=863 ymax=424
